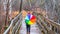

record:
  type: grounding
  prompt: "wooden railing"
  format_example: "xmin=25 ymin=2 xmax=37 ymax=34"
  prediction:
xmin=33 ymin=12 xmax=60 ymax=34
xmin=3 ymin=12 xmax=22 ymax=34
xmin=4 ymin=11 xmax=60 ymax=34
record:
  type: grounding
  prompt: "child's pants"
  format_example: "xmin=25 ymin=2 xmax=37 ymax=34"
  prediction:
xmin=26 ymin=24 xmax=30 ymax=32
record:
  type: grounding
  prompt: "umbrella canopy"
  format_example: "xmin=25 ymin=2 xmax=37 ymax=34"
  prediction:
xmin=25 ymin=13 xmax=36 ymax=25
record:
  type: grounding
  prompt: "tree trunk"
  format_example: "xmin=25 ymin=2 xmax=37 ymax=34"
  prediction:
xmin=5 ymin=0 xmax=9 ymax=26
xmin=19 ymin=0 xmax=23 ymax=12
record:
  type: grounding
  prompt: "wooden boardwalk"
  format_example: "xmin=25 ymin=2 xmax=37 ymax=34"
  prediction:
xmin=20 ymin=18 xmax=42 ymax=34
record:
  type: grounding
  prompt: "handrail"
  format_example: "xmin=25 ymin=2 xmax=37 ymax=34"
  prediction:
xmin=3 ymin=12 xmax=22 ymax=34
xmin=43 ymin=16 xmax=60 ymax=27
xmin=33 ymin=11 xmax=60 ymax=34
xmin=36 ymin=19 xmax=47 ymax=34
xmin=33 ymin=12 xmax=47 ymax=34
xmin=42 ymin=16 xmax=60 ymax=34
xmin=33 ymin=11 xmax=60 ymax=26
xmin=34 ymin=13 xmax=51 ymax=34
xmin=3 ymin=20 xmax=13 ymax=34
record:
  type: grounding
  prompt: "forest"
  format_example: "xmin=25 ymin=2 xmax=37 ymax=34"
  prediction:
xmin=0 ymin=0 xmax=60 ymax=34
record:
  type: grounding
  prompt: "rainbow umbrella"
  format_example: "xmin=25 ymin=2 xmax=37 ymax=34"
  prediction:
xmin=25 ymin=13 xmax=36 ymax=25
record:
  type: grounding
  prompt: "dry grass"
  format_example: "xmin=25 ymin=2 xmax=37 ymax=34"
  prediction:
xmin=36 ymin=8 xmax=47 ymax=16
xmin=11 ymin=11 xmax=19 ymax=18
xmin=22 ymin=10 xmax=27 ymax=18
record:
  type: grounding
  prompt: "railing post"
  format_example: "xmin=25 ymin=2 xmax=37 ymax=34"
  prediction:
xmin=54 ymin=27 xmax=55 ymax=32
xmin=58 ymin=27 xmax=60 ymax=34
xmin=50 ymin=24 xmax=52 ymax=30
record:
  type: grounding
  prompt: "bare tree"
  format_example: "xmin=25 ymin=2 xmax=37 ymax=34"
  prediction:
xmin=9 ymin=0 xmax=12 ymax=20
xmin=5 ymin=0 xmax=9 ymax=26
xmin=19 ymin=0 xmax=23 ymax=12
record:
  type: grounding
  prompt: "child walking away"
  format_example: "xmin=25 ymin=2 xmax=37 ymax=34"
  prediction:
xmin=25 ymin=11 xmax=36 ymax=34
xmin=23 ymin=7 xmax=36 ymax=34
xmin=25 ymin=12 xmax=31 ymax=34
